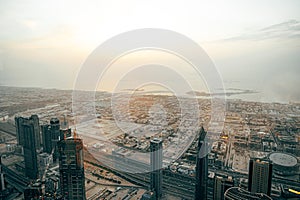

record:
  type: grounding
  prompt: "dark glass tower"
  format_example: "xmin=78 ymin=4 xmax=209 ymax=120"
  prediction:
xmin=248 ymin=159 xmax=272 ymax=196
xmin=41 ymin=124 xmax=52 ymax=154
xmin=50 ymin=118 xmax=60 ymax=161
xmin=41 ymin=118 xmax=61 ymax=162
xmin=195 ymin=127 xmax=208 ymax=200
xmin=15 ymin=115 xmax=41 ymax=150
xmin=15 ymin=116 xmax=25 ymax=146
xmin=150 ymin=138 xmax=163 ymax=200
xmin=58 ymin=136 xmax=86 ymax=200
xmin=23 ymin=121 xmax=38 ymax=179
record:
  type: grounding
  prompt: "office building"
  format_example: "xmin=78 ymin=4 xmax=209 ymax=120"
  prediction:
xmin=19 ymin=117 xmax=39 ymax=179
xmin=15 ymin=115 xmax=41 ymax=150
xmin=41 ymin=124 xmax=52 ymax=154
xmin=214 ymin=174 xmax=234 ymax=200
xmin=15 ymin=116 xmax=25 ymax=146
xmin=58 ymin=134 xmax=86 ymax=200
xmin=150 ymin=138 xmax=163 ymax=200
xmin=50 ymin=118 xmax=60 ymax=161
xmin=224 ymin=187 xmax=272 ymax=200
xmin=0 ymin=156 xmax=5 ymax=191
xmin=42 ymin=118 xmax=63 ymax=162
xmin=195 ymin=127 xmax=208 ymax=200
xmin=248 ymin=159 xmax=272 ymax=196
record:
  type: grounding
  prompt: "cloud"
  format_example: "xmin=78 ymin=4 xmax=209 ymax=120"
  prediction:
xmin=222 ymin=19 xmax=300 ymax=42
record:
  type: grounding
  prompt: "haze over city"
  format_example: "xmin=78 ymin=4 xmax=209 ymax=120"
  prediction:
xmin=0 ymin=0 xmax=300 ymax=102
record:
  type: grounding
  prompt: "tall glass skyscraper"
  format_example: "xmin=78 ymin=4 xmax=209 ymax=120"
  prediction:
xmin=195 ymin=127 xmax=208 ymax=200
xmin=15 ymin=115 xmax=40 ymax=179
xmin=58 ymin=136 xmax=86 ymax=200
xmin=150 ymin=138 xmax=163 ymax=200
xmin=15 ymin=115 xmax=41 ymax=150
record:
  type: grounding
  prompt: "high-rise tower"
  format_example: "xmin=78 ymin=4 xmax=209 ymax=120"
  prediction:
xmin=50 ymin=118 xmax=60 ymax=161
xmin=42 ymin=118 xmax=62 ymax=162
xmin=213 ymin=174 xmax=234 ymax=200
xmin=15 ymin=117 xmax=25 ymax=146
xmin=150 ymin=138 xmax=163 ymax=200
xmin=58 ymin=134 xmax=86 ymax=200
xmin=195 ymin=127 xmax=208 ymax=200
xmin=22 ymin=120 xmax=39 ymax=179
xmin=0 ymin=156 xmax=5 ymax=191
xmin=41 ymin=124 xmax=52 ymax=154
xmin=248 ymin=159 xmax=272 ymax=196
xmin=15 ymin=115 xmax=41 ymax=150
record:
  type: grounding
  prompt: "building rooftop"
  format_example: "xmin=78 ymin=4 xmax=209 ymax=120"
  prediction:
xmin=269 ymin=152 xmax=298 ymax=167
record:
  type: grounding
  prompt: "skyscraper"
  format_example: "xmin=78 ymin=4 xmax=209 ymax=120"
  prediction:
xmin=0 ymin=156 xmax=5 ymax=191
xmin=248 ymin=159 xmax=273 ymax=196
xmin=213 ymin=174 xmax=234 ymax=200
xmin=195 ymin=127 xmax=208 ymax=200
xmin=150 ymin=138 xmax=163 ymax=200
xmin=15 ymin=115 xmax=41 ymax=179
xmin=22 ymin=120 xmax=39 ymax=179
xmin=58 ymin=135 xmax=86 ymax=200
xmin=42 ymin=118 xmax=62 ymax=162
xmin=41 ymin=124 xmax=52 ymax=154
xmin=50 ymin=118 xmax=60 ymax=161
xmin=15 ymin=116 xmax=25 ymax=146
xmin=15 ymin=115 xmax=41 ymax=150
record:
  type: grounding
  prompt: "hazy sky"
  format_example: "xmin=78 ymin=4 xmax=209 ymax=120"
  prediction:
xmin=0 ymin=0 xmax=300 ymax=102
